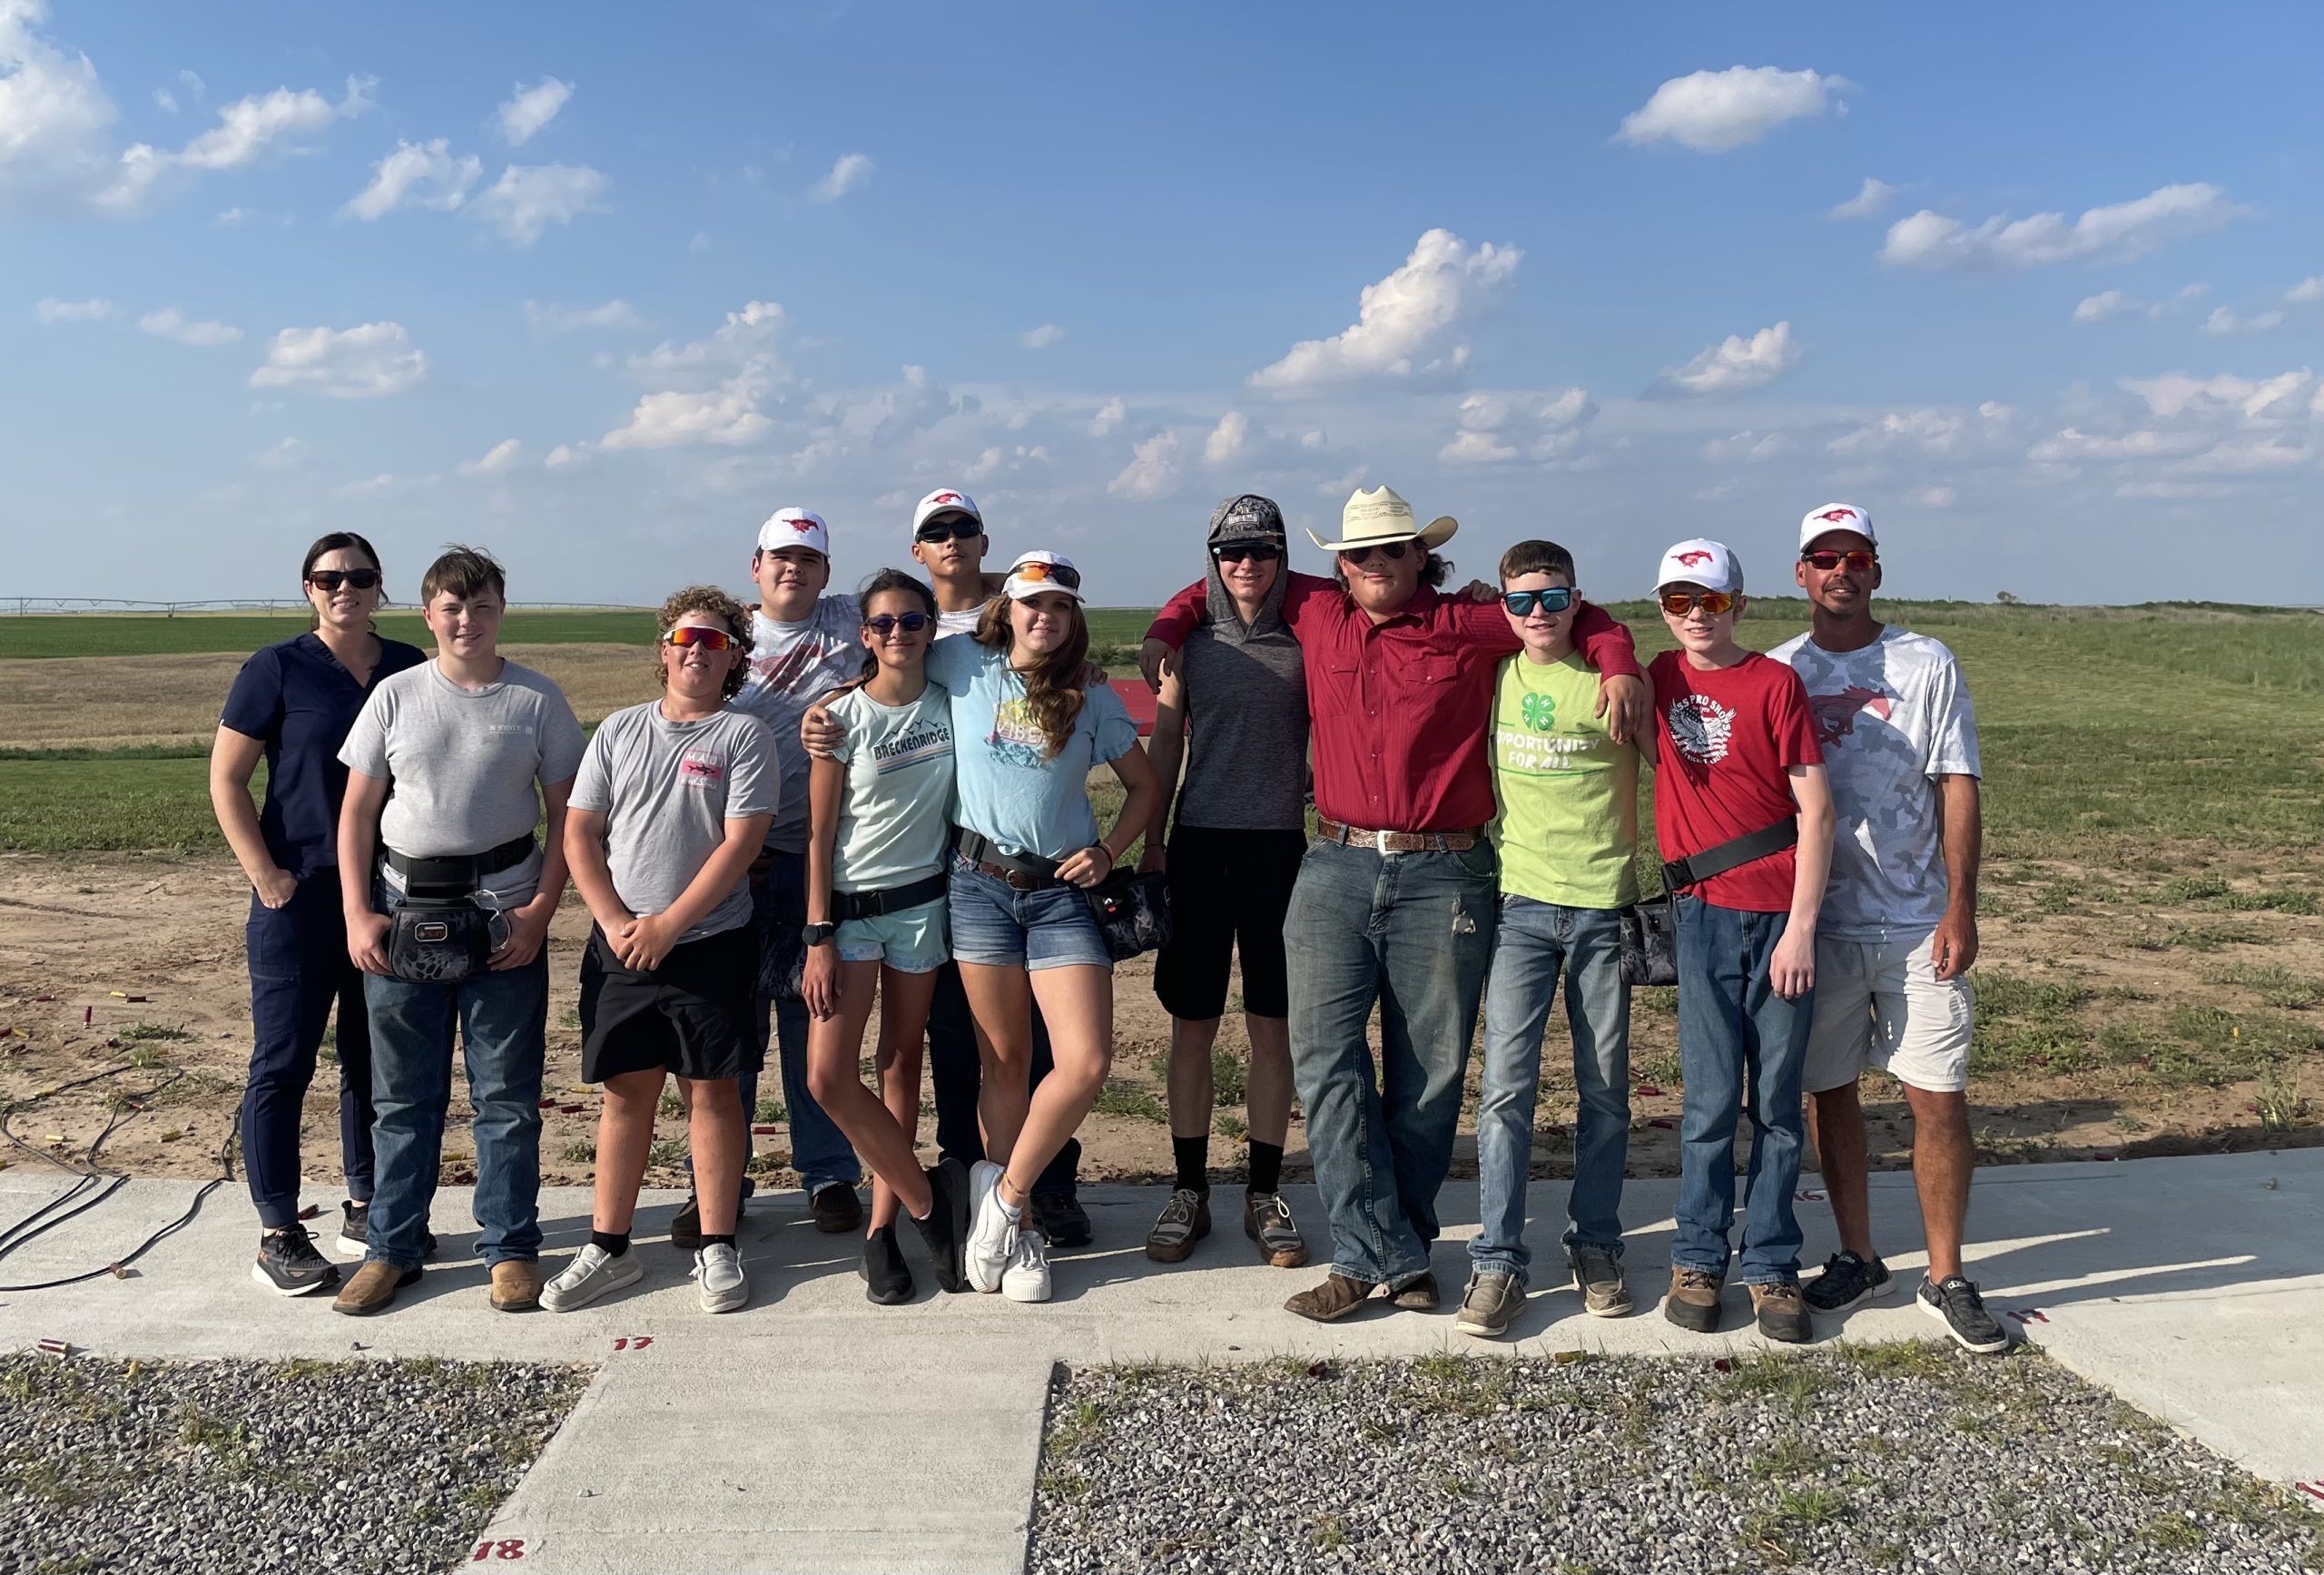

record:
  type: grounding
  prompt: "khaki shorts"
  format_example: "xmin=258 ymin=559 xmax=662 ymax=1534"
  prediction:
xmin=1802 ymin=929 xmax=1974 ymax=1095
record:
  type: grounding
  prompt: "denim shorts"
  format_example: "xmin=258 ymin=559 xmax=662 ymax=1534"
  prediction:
xmin=946 ymin=854 xmax=1112 ymax=972
xmin=836 ymin=896 xmax=949 ymax=972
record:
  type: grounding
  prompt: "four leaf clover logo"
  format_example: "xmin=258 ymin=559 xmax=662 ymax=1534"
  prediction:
xmin=1521 ymin=691 xmax=1557 ymax=731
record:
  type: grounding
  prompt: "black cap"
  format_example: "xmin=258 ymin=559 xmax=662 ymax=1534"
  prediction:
xmin=1206 ymin=493 xmax=1285 ymax=546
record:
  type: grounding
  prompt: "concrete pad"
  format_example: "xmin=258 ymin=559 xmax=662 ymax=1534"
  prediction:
xmin=1 ymin=1149 xmax=2319 ymax=1573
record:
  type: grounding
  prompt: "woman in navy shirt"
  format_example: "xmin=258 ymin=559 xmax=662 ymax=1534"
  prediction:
xmin=210 ymin=533 xmax=425 ymax=1296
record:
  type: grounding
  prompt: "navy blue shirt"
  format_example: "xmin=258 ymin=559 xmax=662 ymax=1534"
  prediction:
xmin=220 ymin=633 xmax=428 ymax=877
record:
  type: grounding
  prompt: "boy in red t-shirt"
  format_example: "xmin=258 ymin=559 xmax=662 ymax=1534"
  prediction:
xmin=1644 ymin=538 xmax=1836 ymax=1344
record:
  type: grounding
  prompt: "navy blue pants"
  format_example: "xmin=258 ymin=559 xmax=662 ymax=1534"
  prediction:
xmin=925 ymin=960 xmax=1079 ymax=1196
xmin=240 ymin=869 xmax=376 ymax=1229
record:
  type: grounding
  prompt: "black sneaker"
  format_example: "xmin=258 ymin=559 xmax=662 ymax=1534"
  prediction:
xmin=337 ymin=1202 xmax=436 ymax=1260
xmin=862 ymin=1226 xmax=913 ymax=1305
xmin=812 ymin=1183 xmax=864 ymax=1235
xmin=670 ymin=1193 xmax=703 ymax=1252
xmin=911 ymin=1158 xmax=970 ymax=1294
xmin=1804 ymin=1250 xmax=1893 ymax=1314
xmin=1029 ymin=1191 xmax=1092 ymax=1248
xmin=1919 ymin=1275 xmax=2009 ymax=1354
xmin=251 ymin=1225 xmax=340 ymax=1297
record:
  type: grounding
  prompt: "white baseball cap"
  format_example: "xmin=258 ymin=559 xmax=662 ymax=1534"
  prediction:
xmin=1002 ymin=549 xmax=1084 ymax=604
xmin=1798 ymin=502 xmax=1876 ymax=549
xmin=911 ymin=487 xmax=983 ymax=536
xmin=757 ymin=507 xmax=830 ymax=556
xmin=1654 ymin=538 xmax=1744 ymax=595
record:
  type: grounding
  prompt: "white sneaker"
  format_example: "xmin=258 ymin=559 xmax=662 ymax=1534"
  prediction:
xmin=964 ymin=1160 xmax=1016 ymax=1294
xmin=1001 ymin=1228 xmax=1051 ymax=1303
xmin=694 ymin=1243 xmax=748 ymax=1314
xmin=540 ymin=1244 xmax=644 ymax=1313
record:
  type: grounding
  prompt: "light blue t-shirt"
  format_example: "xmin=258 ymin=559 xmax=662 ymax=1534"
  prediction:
xmin=825 ymin=683 xmax=956 ymax=892
xmin=925 ymin=637 xmax=1137 ymax=862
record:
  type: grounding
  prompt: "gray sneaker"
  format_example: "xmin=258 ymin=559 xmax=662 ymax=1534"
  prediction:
xmin=541 ymin=1243 xmax=644 ymax=1313
xmin=1144 ymin=1187 xmax=1210 ymax=1264
xmin=1569 ymin=1245 xmax=1632 ymax=1318
xmin=1453 ymin=1270 xmax=1523 ymax=1339
xmin=1243 ymin=1190 xmax=1308 ymax=1268
xmin=694 ymin=1243 xmax=748 ymax=1314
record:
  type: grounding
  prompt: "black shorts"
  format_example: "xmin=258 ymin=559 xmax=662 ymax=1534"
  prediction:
xmin=579 ymin=924 xmax=761 ymax=1083
xmin=1153 ymin=825 xmax=1306 ymax=1021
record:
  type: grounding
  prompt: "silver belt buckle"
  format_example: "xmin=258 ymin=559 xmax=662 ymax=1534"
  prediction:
xmin=1372 ymin=829 xmax=1394 ymax=854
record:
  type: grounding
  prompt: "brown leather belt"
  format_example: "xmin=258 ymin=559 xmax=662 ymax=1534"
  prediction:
xmin=1316 ymin=819 xmax=1483 ymax=854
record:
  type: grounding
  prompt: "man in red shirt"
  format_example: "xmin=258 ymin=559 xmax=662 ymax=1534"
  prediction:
xmin=1643 ymin=538 xmax=1835 ymax=1344
xmin=1143 ymin=486 xmax=1646 ymax=1321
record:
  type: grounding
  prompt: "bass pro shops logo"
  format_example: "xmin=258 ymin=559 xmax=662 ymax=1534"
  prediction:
xmin=1666 ymin=694 xmax=1736 ymax=764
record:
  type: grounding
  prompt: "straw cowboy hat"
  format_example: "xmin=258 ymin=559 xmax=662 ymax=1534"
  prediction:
xmin=1306 ymin=485 xmax=1459 ymax=553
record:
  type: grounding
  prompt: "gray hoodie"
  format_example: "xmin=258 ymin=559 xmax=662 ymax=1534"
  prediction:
xmin=1173 ymin=496 xmax=1310 ymax=832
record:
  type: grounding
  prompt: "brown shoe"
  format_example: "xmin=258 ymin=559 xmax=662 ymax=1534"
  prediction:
xmin=1663 ymin=1266 xmax=1725 ymax=1334
xmin=1751 ymin=1279 xmax=1812 ymax=1344
xmin=1388 ymin=1272 xmax=1441 ymax=1311
xmin=331 ymin=1260 xmax=420 ymax=1317
xmin=1284 ymin=1272 xmax=1377 ymax=1323
xmin=490 ymin=1260 xmax=542 ymax=1313
xmin=811 ymin=1183 xmax=864 ymax=1235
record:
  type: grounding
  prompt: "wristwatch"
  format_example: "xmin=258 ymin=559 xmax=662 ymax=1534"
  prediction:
xmin=801 ymin=921 xmax=837 ymax=947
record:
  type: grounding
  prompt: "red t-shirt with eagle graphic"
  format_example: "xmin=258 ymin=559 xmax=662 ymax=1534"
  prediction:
xmin=1648 ymin=649 xmax=1823 ymax=912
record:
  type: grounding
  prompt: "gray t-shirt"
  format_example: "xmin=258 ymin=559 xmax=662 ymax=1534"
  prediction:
xmin=340 ymin=659 xmax=586 ymax=908
xmin=567 ymin=700 xmax=777 ymax=941
xmin=825 ymin=684 xmax=956 ymax=892
xmin=732 ymin=597 xmax=863 ymax=855
xmin=1175 ymin=563 xmax=1310 ymax=832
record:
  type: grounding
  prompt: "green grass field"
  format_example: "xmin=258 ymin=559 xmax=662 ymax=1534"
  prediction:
xmin=2 ymin=600 xmax=2318 ymax=859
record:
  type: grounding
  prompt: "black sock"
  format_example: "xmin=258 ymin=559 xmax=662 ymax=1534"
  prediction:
xmin=1173 ymin=1135 xmax=1209 ymax=1194
xmin=702 ymin=1233 xmax=736 ymax=1249
xmin=1248 ymin=1140 xmax=1284 ymax=1195
xmin=590 ymin=1230 xmax=630 ymax=1258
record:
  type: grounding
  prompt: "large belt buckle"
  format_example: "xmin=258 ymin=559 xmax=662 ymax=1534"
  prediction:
xmin=1372 ymin=829 xmax=1395 ymax=854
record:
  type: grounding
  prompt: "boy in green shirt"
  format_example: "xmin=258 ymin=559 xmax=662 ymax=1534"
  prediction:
xmin=1455 ymin=540 xmax=1641 ymax=1339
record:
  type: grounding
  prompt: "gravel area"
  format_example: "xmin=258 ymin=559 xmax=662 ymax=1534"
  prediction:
xmin=1029 ymin=1343 xmax=2322 ymax=1575
xmin=0 ymin=1353 xmax=591 ymax=1575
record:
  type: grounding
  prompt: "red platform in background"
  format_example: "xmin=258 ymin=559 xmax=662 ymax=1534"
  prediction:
xmin=1108 ymin=678 xmax=1157 ymax=736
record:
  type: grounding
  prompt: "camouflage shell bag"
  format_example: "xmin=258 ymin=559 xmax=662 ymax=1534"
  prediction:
xmin=1084 ymin=870 xmax=1174 ymax=962
xmin=387 ymin=899 xmax=496 ymax=983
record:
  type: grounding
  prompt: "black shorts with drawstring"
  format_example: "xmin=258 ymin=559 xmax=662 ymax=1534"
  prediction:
xmin=579 ymin=923 xmax=760 ymax=1082
xmin=1153 ymin=826 xmax=1306 ymax=1021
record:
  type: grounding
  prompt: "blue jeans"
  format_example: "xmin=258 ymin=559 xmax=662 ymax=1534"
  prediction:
xmin=1671 ymin=895 xmax=1811 ymax=1285
xmin=1471 ymin=898 xmax=1630 ymax=1285
xmin=1285 ymin=838 xmax=1498 ymax=1287
xmin=362 ymin=948 xmax=547 ymax=1268
xmin=241 ymin=870 xmax=376 ymax=1228
xmin=718 ymin=853 xmax=859 ymax=1199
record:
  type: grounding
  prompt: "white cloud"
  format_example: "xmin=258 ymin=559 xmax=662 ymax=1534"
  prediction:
xmin=1827 ymin=177 xmax=1896 ymax=221
xmin=254 ymin=436 xmax=301 ymax=468
xmin=1250 ymin=228 xmax=1519 ymax=390
xmin=1615 ymin=66 xmax=1853 ymax=153
xmin=601 ymin=372 xmax=773 ymax=450
xmin=2288 ymin=276 xmax=2324 ymax=306
xmin=1827 ymin=407 xmax=1994 ymax=457
xmin=340 ymin=138 xmax=481 ymax=220
xmin=2169 ymin=437 xmax=2312 ymax=477
xmin=809 ymin=152 xmax=873 ymax=202
xmin=544 ymin=441 xmax=588 ymax=468
xmin=496 ymin=77 xmax=572 ymax=145
xmin=2202 ymin=305 xmax=2287 ymax=337
xmin=337 ymin=472 xmax=398 ymax=495
xmin=2073 ymin=290 xmax=2139 ymax=324
xmin=34 ymin=296 xmax=110 ymax=322
xmin=458 ymin=438 xmax=524 ymax=476
xmin=626 ymin=300 xmax=783 ymax=384
xmin=466 ymin=162 xmax=609 ymax=245
xmin=1202 ymin=410 xmax=1248 ymax=467
xmin=1089 ymin=396 xmax=1126 ymax=437
xmin=1905 ymin=486 xmax=1956 ymax=508
xmin=248 ymin=321 xmax=427 ymax=399
xmin=1649 ymin=321 xmax=1801 ymax=398
xmin=1019 ymin=322 xmax=1065 ymax=350
xmin=1108 ymin=430 xmax=1183 ymax=499
xmin=2026 ymin=427 xmax=2207 ymax=464
xmin=139 ymin=307 xmax=239 ymax=346
xmin=526 ymin=299 xmax=640 ymax=335
xmin=104 ymin=76 xmax=373 ymax=214
xmin=1879 ymin=182 xmax=2246 ymax=271
xmin=1702 ymin=429 xmax=1788 ymax=463
xmin=213 ymin=205 xmax=251 ymax=225
xmin=1440 ymin=387 xmax=1597 ymax=464
xmin=153 ymin=86 xmax=175 ymax=113
xmin=2122 ymin=369 xmax=2312 ymax=421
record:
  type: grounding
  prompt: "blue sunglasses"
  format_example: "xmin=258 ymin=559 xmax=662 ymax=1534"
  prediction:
xmin=1502 ymin=587 xmax=1575 ymax=616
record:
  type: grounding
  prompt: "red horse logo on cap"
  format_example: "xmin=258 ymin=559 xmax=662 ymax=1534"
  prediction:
xmin=931 ymin=492 xmax=962 ymax=506
xmin=789 ymin=517 xmax=818 ymax=534
xmin=1675 ymin=550 xmax=1714 ymax=567
xmin=1817 ymin=508 xmax=1857 ymax=523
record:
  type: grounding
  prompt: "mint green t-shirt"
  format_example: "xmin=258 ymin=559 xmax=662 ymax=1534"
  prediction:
xmin=1489 ymin=652 xmax=1640 ymax=910
xmin=825 ymin=684 xmax=957 ymax=892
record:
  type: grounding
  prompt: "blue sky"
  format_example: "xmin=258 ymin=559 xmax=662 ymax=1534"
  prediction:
xmin=6 ymin=2 xmax=2321 ymax=607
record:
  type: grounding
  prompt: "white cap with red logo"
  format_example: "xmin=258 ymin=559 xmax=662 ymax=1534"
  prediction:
xmin=1654 ymin=538 xmax=1744 ymax=595
xmin=757 ymin=507 xmax=830 ymax=556
xmin=1798 ymin=502 xmax=1876 ymax=549
xmin=1002 ymin=549 xmax=1084 ymax=604
xmin=911 ymin=487 xmax=983 ymax=536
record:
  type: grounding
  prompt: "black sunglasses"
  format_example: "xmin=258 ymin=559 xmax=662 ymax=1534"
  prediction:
xmin=863 ymin=612 xmax=931 ymax=635
xmin=307 ymin=568 xmax=381 ymax=592
xmin=1502 ymin=587 xmax=1575 ymax=616
xmin=915 ymin=517 xmax=984 ymax=544
xmin=1801 ymin=548 xmax=1877 ymax=572
xmin=1212 ymin=541 xmax=1284 ymax=564
xmin=1338 ymin=541 xmax=1410 ymax=565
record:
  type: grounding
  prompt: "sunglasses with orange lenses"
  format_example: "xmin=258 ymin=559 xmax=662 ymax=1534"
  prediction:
xmin=664 ymin=625 xmax=738 ymax=651
xmin=1801 ymin=549 xmax=1877 ymax=572
xmin=1659 ymin=590 xmax=1736 ymax=617
xmin=1014 ymin=560 xmax=1082 ymax=590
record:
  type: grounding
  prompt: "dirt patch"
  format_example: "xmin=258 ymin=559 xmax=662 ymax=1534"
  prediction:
xmin=1 ymin=853 xmax=2316 ymax=1209
xmin=0 ymin=644 xmax=663 ymax=752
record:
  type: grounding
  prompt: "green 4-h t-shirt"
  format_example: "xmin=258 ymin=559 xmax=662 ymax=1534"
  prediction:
xmin=1489 ymin=652 xmax=1640 ymax=910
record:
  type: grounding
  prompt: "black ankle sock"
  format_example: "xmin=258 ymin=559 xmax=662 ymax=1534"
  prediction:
xmin=702 ymin=1233 xmax=736 ymax=1249
xmin=1247 ymin=1139 xmax=1285 ymax=1195
xmin=590 ymin=1230 xmax=630 ymax=1257
xmin=1172 ymin=1135 xmax=1210 ymax=1194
